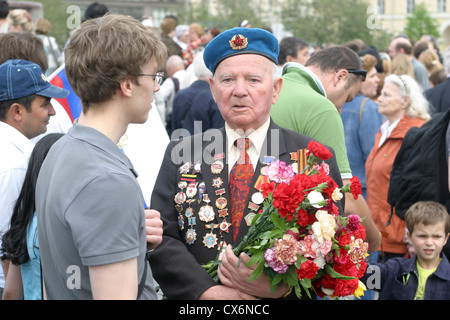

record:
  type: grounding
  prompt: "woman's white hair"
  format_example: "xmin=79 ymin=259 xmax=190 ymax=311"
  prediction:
xmin=384 ymin=74 xmax=431 ymax=122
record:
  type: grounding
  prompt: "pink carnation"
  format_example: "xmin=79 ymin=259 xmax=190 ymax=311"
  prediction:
xmin=264 ymin=247 xmax=288 ymax=273
xmin=266 ymin=160 xmax=295 ymax=184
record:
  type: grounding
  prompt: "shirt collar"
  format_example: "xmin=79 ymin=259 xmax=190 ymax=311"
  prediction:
xmin=225 ymin=117 xmax=271 ymax=156
xmin=0 ymin=121 xmax=34 ymax=156
xmin=69 ymin=120 xmax=137 ymax=177
xmin=282 ymin=62 xmax=327 ymax=97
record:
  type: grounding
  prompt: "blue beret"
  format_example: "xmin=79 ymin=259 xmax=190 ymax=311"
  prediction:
xmin=203 ymin=27 xmax=279 ymax=73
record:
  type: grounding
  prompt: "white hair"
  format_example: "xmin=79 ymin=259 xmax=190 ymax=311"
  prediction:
xmin=384 ymin=74 xmax=430 ymax=121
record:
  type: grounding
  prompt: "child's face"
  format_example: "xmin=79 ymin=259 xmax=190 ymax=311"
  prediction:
xmin=408 ymin=222 xmax=449 ymax=269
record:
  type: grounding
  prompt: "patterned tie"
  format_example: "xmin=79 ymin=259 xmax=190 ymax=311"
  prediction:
xmin=229 ymin=138 xmax=254 ymax=241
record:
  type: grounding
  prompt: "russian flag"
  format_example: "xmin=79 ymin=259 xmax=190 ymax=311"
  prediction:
xmin=48 ymin=64 xmax=82 ymax=122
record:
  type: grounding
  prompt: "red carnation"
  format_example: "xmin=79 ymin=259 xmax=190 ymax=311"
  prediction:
xmin=306 ymin=141 xmax=333 ymax=161
xmin=297 ymin=259 xmax=320 ymax=280
xmin=349 ymin=176 xmax=362 ymax=200
xmin=261 ymin=181 xmax=276 ymax=198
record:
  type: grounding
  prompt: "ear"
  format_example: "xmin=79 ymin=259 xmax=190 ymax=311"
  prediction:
xmin=209 ymin=77 xmax=216 ymax=102
xmin=285 ymin=55 xmax=294 ymax=62
xmin=8 ymin=102 xmax=26 ymax=122
xmin=402 ymin=95 xmax=411 ymax=109
xmin=271 ymin=77 xmax=283 ymax=105
xmin=119 ymin=77 xmax=134 ymax=98
xmin=334 ymin=69 xmax=349 ymax=87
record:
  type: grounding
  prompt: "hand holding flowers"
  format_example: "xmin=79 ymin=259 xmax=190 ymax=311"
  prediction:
xmin=203 ymin=141 xmax=368 ymax=299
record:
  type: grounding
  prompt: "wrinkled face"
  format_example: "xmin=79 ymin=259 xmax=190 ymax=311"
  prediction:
xmin=360 ymin=67 xmax=380 ymax=98
xmin=408 ymin=222 xmax=449 ymax=268
xmin=209 ymin=54 xmax=282 ymax=132
xmin=21 ymin=95 xmax=56 ymax=139
xmin=377 ymin=82 xmax=409 ymax=123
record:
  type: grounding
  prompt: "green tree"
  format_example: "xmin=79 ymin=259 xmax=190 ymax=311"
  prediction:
xmin=280 ymin=0 xmax=387 ymax=48
xmin=178 ymin=0 xmax=266 ymax=31
xmin=404 ymin=3 xmax=440 ymax=42
xmin=34 ymin=0 xmax=71 ymax=46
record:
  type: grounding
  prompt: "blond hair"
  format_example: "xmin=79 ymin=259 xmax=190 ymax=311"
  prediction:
xmin=65 ymin=14 xmax=167 ymax=112
xmin=8 ymin=9 xmax=33 ymax=32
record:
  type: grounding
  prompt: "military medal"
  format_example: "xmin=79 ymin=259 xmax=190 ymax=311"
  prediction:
xmin=178 ymin=214 xmax=185 ymax=230
xmin=186 ymin=182 xmax=198 ymax=198
xmin=174 ymin=192 xmax=186 ymax=205
xmin=185 ymin=217 xmax=197 ymax=245
xmin=219 ymin=219 xmax=231 ymax=234
xmin=251 ymin=192 xmax=264 ymax=205
xmin=215 ymin=188 xmax=227 ymax=210
xmin=212 ymin=177 xmax=223 ymax=188
xmin=199 ymin=204 xmax=215 ymax=222
xmin=244 ymin=212 xmax=257 ymax=226
xmin=198 ymin=182 xmax=206 ymax=204
xmin=185 ymin=228 xmax=197 ymax=245
xmin=203 ymin=231 xmax=218 ymax=249
xmin=185 ymin=199 xmax=195 ymax=218
xmin=199 ymin=194 xmax=215 ymax=222
xmin=211 ymin=160 xmax=224 ymax=174
xmin=179 ymin=162 xmax=192 ymax=174
xmin=193 ymin=162 xmax=202 ymax=174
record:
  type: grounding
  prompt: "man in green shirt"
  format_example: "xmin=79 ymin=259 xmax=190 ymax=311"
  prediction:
xmin=271 ymin=46 xmax=381 ymax=252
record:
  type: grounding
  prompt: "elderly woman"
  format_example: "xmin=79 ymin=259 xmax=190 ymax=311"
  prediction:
xmin=341 ymin=54 xmax=383 ymax=199
xmin=366 ymin=74 xmax=431 ymax=262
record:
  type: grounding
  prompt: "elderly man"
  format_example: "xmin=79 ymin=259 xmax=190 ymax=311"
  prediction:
xmin=148 ymin=27 xmax=343 ymax=300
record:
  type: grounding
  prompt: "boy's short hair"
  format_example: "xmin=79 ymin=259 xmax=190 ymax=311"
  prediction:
xmin=65 ymin=13 xmax=167 ymax=112
xmin=406 ymin=201 xmax=450 ymax=235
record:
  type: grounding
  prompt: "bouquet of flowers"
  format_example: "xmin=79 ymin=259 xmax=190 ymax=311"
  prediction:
xmin=203 ymin=140 xmax=369 ymax=299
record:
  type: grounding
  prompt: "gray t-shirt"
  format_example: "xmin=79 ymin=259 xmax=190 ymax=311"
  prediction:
xmin=36 ymin=121 xmax=156 ymax=300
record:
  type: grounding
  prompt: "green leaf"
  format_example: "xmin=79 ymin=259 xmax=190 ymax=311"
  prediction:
xmin=246 ymin=250 xmax=264 ymax=268
xmin=286 ymin=267 xmax=299 ymax=286
xmin=271 ymin=212 xmax=285 ymax=229
xmin=249 ymin=260 xmax=265 ymax=281
xmin=325 ymin=264 xmax=356 ymax=280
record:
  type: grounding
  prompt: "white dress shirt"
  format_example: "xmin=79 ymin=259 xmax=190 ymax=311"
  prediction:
xmin=0 ymin=121 xmax=34 ymax=288
xmin=225 ymin=118 xmax=271 ymax=174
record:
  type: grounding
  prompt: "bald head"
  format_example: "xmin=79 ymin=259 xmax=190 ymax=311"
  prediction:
xmin=165 ymin=55 xmax=185 ymax=77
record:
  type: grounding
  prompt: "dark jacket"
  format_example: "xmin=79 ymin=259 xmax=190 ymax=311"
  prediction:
xmin=171 ymin=80 xmax=224 ymax=135
xmin=363 ymin=254 xmax=450 ymax=300
xmin=425 ymin=78 xmax=450 ymax=114
xmin=148 ymin=120 xmax=343 ymax=299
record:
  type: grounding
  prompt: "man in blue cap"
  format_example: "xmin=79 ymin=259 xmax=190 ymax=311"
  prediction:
xmin=149 ymin=27 xmax=343 ymax=300
xmin=0 ymin=59 xmax=69 ymax=297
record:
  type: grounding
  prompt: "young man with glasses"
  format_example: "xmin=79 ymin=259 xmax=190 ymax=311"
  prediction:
xmin=36 ymin=14 xmax=167 ymax=300
xmin=270 ymin=46 xmax=381 ymax=253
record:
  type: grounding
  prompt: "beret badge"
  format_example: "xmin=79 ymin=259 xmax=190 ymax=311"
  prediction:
xmin=229 ymin=34 xmax=248 ymax=50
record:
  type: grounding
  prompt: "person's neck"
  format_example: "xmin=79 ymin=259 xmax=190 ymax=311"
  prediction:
xmin=78 ymin=103 xmax=128 ymax=144
xmin=417 ymin=255 xmax=441 ymax=270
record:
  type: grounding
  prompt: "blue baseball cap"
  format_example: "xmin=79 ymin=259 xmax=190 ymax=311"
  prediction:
xmin=203 ymin=27 xmax=279 ymax=73
xmin=0 ymin=59 xmax=70 ymax=102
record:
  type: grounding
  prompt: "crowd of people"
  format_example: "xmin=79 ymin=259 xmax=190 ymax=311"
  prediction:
xmin=0 ymin=0 xmax=449 ymax=301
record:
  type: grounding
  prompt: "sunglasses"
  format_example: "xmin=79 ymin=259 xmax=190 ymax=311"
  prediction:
xmin=347 ymin=69 xmax=367 ymax=82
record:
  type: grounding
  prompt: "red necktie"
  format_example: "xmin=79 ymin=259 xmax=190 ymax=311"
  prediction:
xmin=229 ymin=138 xmax=254 ymax=241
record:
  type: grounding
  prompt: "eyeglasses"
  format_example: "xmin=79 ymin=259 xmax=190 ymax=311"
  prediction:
xmin=135 ymin=72 xmax=164 ymax=85
xmin=347 ymin=69 xmax=367 ymax=82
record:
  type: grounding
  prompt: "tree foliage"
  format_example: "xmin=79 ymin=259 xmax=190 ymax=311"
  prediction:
xmin=280 ymin=0 xmax=392 ymax=49
xmin=404 ymin=3 xmax=440 ymax=42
